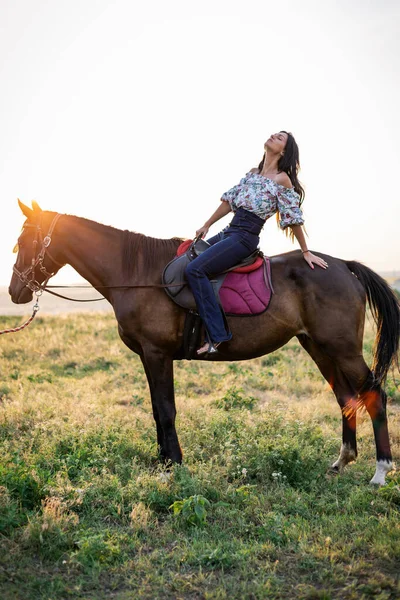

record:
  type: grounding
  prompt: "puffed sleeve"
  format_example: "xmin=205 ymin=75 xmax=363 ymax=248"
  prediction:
xmin=276 ymin=186 xmax=304 ymax=229
xmin=220 ymin=174 xmax=248 ymax=210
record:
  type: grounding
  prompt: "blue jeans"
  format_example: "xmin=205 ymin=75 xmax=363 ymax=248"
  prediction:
xmin=185 ymin=208 xmax=263 ymax=343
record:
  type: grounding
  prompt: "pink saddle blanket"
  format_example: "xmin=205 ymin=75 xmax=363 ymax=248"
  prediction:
xmin=219 ymin=261 xmax=273 ymax=316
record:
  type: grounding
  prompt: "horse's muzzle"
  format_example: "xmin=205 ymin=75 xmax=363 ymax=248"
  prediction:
xmin=9 ymin=276 xmax=33 ymax=304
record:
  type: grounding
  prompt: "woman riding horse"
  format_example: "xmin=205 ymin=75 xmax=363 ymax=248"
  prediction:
xmin=185 ymin=131 xmax=328 ymax=355
xmin=10 ymin=136 xmax=398 ymax=482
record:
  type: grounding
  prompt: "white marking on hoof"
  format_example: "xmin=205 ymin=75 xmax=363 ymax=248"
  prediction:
xmin=331 ymin=443 xmax=357 ymax=472
xmin=369 ymin=460 xmax=393 ymax=486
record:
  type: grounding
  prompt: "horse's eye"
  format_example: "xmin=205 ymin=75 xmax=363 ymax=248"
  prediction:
xmin=13 ymin=243 xmax=19 ymax=254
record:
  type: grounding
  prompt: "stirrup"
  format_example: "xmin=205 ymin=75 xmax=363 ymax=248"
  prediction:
xmin=207 ymin=342 xmax=221 ymax=354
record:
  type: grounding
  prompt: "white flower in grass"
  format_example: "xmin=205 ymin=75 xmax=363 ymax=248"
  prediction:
xmin=241 ymin=468 xmax=247 ymax=476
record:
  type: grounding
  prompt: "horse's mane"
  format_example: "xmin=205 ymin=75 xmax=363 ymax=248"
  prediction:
xmin=122 ymin=230 xmax=182 ymax=278
xmin=66 ymin=215 xmax=182 ymax=278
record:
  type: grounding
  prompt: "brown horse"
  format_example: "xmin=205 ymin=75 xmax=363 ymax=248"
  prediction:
xmin=9 ymin=201 xmax=399 ymax=484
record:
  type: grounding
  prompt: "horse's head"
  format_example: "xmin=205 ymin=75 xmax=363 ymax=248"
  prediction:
xmin=9 ymin=200 xmax=65 ymax=304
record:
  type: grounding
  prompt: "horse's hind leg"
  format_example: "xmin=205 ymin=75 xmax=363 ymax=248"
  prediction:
xmin=328 ymin=353 xmax=393 ymax=485
xmin=345 ymin=364 xmax=393 ymax=485
xmin=297 ymin=335 xmax=358 ymax=472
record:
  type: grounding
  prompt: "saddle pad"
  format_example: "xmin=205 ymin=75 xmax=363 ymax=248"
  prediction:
xmin=220 ymin=264 xmax=272 ymax=315
xmin=176 ymin=239 xmax=263 ymax=273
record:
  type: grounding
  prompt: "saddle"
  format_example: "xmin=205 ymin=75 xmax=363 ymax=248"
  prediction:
xmin=162 ymin=238 xmax=273 ymax=316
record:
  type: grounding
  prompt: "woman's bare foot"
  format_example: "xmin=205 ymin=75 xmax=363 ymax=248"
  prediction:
xmin=197 ymin=341 xmax=221 ymax=356
xmin=197 ymin=342 xmax=210 ymax=355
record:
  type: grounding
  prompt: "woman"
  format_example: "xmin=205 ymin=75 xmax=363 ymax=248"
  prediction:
xmin=185 ymin=131 xmax=328 ymax=355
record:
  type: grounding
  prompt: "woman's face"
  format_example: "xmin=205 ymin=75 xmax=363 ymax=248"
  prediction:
xmin=264 ymin=132 xmax=288 ymax=154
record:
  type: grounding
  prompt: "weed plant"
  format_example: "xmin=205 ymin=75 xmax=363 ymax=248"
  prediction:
xmin=0 ymin=312 xmax=399 ymax=599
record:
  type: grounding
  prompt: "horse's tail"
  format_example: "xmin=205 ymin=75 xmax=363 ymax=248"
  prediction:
xmin=346 ymin=261 xmax=400 ymax=384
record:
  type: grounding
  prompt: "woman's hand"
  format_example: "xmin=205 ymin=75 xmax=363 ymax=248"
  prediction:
xmin=290 ymin=226 xmax=328 ymax=270
xmin=195 ymin=201 xmax=232 ymax=239
xmin=195 ymin=225 xmax=209 ymax=239
xmin=303 ymin=251 xmax=328 ymax=270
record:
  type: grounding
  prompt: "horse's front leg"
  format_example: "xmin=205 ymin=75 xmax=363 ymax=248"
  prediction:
xmin=141 ymin=357 xmax=168 ymax=461
xmin=142 ymin=348 xmax=182 ymax=464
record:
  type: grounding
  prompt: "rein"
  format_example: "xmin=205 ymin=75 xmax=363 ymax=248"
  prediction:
xmin=42 ymin=282 xmax=190 ymax=302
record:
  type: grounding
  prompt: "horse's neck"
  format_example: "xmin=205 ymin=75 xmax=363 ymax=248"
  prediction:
xmin=58 ymin=216 xmax=178 ymax=298
xmin=60 ymin=216 xmax=123 ymax=295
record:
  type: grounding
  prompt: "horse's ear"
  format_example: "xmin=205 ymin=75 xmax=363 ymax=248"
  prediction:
xmin=31 ymin=200 xmax=42 ymax=213
xmin=18 ymin=198 xmax=33 ymax=219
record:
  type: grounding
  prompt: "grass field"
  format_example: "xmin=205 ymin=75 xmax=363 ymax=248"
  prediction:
xmin=0 ymin=311 xmax=399 ymax=599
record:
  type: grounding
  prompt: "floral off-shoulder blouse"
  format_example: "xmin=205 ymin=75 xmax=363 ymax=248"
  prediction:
xmin=221 ymin=171 xmax=304 ymax=230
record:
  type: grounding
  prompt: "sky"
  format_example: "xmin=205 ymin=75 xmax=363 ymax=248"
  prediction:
xmin=1 ymin=0 xmax=399 ymax=288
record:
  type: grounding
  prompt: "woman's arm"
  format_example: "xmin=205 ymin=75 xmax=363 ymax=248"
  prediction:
xmin=290 ymin=224 xmax=328 ymax=270
xmin=196 ymin=200 xmax=232 ymax=238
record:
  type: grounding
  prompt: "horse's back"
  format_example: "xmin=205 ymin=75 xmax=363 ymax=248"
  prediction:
xmin=270 ymin=250 xmax=365 ymax=303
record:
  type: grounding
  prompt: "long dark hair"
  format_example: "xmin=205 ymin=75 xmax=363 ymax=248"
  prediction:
xmin=258 ymin=131 xmax=305 ymax=241
xmin=258 ymin=131 xmax=305 ymax=202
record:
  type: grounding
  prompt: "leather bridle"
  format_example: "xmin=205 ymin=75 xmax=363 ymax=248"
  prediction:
xmin=12 ymin=213 xmax=64 ymax=294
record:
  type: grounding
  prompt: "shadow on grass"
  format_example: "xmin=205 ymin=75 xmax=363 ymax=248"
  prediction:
xmin=50 ymin=358 xmax=119 ymax=379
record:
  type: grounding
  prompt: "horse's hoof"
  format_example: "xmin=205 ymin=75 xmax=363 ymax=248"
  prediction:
xmin=327 ymin=465 xmax=340 ymax=476
xmin=369 ymin=460 xmax=393 ymax=486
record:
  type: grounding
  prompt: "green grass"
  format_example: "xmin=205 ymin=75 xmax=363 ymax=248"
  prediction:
xmin=0 ymin=312 xmax=399 ymax=599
